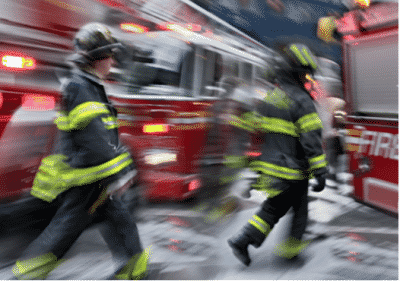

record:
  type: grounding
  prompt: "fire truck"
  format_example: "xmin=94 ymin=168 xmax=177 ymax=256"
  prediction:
xmin=105 ymin=24 xmax=268 ymax=202
xmin=336 ymin=1 xmax=398 ymax=214
xmin=0 ymin=0 xmax=153 ymax=201
xmin=0 ymin=0 xmax=270 ymax=203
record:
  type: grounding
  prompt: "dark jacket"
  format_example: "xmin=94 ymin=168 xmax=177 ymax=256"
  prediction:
xmin=31 ymin=68 xmax=134 ymax=202
xmin=59 ymin=68 xmax=122 ymax=168
xmin=241 ymin=82 xmax=328 ymax=181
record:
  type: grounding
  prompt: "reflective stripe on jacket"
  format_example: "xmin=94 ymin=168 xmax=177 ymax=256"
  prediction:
xmin=233 ymin=83 xmax=327 ymax=181
xmin=31 ymin=68 xmax=135 ymax=202
xmin=31 ymin=153 xmax=133 ymax=202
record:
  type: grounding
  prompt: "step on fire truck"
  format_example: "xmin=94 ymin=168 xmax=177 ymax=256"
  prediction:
xmin=337 ymin=1 xmax=398 ymax=214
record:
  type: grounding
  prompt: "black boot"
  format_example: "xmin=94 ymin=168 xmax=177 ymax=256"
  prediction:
xmin=227 ymin=229 xmax=252 ymax=266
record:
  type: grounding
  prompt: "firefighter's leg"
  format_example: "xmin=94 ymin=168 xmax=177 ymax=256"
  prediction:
xmin=274 ymin=180 xmax=310 ymax=259
xmin=100 ymin=195 xmax=149 ymax=280
xmin=0 ymin=194 xmax=57 ymax=234
xmin=227 ymin=216 xmax=271 ymax=266
xmin=12 ymin=184 xmax=102 ymax=280
xmin=228 ymin=178 xmax=292 ymax=266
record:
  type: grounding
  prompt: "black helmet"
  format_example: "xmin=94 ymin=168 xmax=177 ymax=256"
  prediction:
xmin=270 ymin=43 xmax=319 ymax=86
xmin=69 ymin=22 xmax=123 ymax=66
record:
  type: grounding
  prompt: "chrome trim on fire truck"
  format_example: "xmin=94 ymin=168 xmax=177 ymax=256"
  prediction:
xmin=347 ymin=115 xmax=398 ymax=122
xmin=168 ymin=117 xmax=214 ymax=124
xmin=109 ymin=93 xmax=201 ymax=101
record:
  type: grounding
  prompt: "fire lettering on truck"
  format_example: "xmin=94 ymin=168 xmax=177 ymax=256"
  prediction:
xmin=347 ymin=129 xmax=398 ymax=160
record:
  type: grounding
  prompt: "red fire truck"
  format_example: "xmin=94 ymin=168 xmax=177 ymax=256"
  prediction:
xmin=0 ymin=0 xmax=159 ymax=201
xmin=0 ymin=0 xmax=270 ymax=203
xmin=336 ymin=1 xmax=398 ymax=214
xmin=106 ymin=24 xmax=267 ymax=202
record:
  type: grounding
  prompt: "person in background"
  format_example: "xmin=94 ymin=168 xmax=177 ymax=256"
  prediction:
xmin=1 ymin=22 xmax=150 ymax=280
xmin=227 ymin=43 xmax=328 ymax=266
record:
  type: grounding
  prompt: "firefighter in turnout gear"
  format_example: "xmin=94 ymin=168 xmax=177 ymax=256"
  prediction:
xmin=6 ymin=23 xmax=150 ymax=280
xmin=227 ymin=43 xmax=328 ymax=266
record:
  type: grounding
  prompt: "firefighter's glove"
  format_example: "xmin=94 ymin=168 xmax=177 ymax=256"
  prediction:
xmin=312 ymin=174 xmax=326 ymax=192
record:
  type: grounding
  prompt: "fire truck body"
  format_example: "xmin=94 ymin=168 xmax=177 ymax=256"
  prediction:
xmin=0 ymin=0 xmax=151 ymax=201
xmin=106 ymin=29 xmax=267 ymax=201
xmin=338 ymin=2 xmax=398 ymax=214
xmin=0 ymin=0 xmax=75 ymax=201
xmin=0 ymin=0 xmax=270 ymax=202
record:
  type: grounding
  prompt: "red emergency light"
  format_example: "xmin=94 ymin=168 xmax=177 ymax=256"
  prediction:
xmin=22 ymin=94 xmax=55 ymax=111
xmin=188 ymin=179 xmax=200 ymax=191
xmin=1 ymin=55 xmax=36 ymax=70
xmin=120 ymin=23 xmax=148 ymax=33
xmin=186 ymin=23 xmax=201 ymax=32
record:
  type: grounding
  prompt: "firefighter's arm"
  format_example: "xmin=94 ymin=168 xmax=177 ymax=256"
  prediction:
xmin=57 ymin=82 xmax=120 ymax=165
xmin=294 ymin=97 xmax=328 ymax=178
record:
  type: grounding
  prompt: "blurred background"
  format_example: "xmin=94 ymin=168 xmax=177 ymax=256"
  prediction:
xmin=0 ymin=0 xmax=398 ymax=279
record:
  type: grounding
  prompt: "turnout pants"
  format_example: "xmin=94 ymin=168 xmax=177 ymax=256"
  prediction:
xmin=256 ymin=178 xmax=309 ymax=241
xmin=0 ymin=181 xmax=143 ymax=279
xmin=246 ymin=175 xmax=310 ymax=258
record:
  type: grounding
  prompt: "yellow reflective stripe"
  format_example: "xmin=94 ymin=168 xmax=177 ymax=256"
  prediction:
xmin=296 ymin=113 xmax=323 ymax=133
xmin=249 ymin=219 xmax=268 ymax=235
xmin=249 ymin=215 xmax=271 ymax=236
xmin=115 ymin=246 xmax=152 ymax=280
xmin=229 ymin=115 xmax=255 ymax=132
xmin=296 ymin=113 xmax=319 ymax=126
xmin=102 ymin=116 xmax=119 ymax=130
xmin=249 ymin=161 xmax=304 ymax=180
xmin=309 ymin=154 xmax=325 ymax=164
xmin=13 ymin=253 xmax=64 ymax=280
xmin=224 ymin=155 xmax=247 ymax=169
xmin=274 ymin=237 xmax=310 ymax=259
xmin=258 ymin=116 xmax=299 ymax=137
xmin=289 ymin=44 xmax=309 ymax=66
xmin=31 ymin=153 xmax=133 ymax=202
xmin=54 ymin=102 xmax=110 ymax=131
xmin=64 ymin=152 xmax=132 ymax=187
xmin=131 ymin=246 xmax=151 ymax=279
xmin=309 ymin=154 xmax=328 ymax=170
xmin=253 ymin=215 xmax=270 ymax=232
xmin=302 ymin=47 xmax=318 ymax=69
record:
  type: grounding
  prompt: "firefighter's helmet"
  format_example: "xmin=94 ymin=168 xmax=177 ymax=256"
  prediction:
xmin=70 ymin=23 xmax=123 ymax=66
xmin=269 ymin=43 xmax=319 ymax=86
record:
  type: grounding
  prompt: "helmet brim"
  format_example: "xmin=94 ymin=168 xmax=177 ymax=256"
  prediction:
xmin=87 ymin=43 xmax=125 ymax=60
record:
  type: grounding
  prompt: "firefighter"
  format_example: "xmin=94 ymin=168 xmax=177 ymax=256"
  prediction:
xmin=227 ymin=43 xmax=328 ymax=266
xmin=7 ymin=23 xmax=150 ymax=280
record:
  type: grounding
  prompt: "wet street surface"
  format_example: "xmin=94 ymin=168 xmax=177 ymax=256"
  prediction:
xmin=0 ymin=170 xmax=398 ymax=280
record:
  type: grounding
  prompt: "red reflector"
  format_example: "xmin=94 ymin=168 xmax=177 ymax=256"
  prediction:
xmin=186 ymin=23 xmax=201 ymax=32
xmin=0 ymin=92 xmax=3 ymax=109
xmin=22 ymin=95 xmax=55 ymax=111
xmin=246 ymin=151 xmax=262 ymax=157
xmin=188 ymin=179 xmax=200 ymax=191
xmin=2 ymin=55 xmax=36 ymax=70
xmin=143 ymin=124 xmax=169 ymax=133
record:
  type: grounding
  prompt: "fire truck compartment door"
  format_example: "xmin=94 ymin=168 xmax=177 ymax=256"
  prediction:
xmin=346 ymin=30 xmax=398 ymax=115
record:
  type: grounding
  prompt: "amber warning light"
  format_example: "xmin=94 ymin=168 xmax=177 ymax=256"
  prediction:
xmin=120 ymin=23 xmax=148 ymax=33
xmin=2 ymin=55 xmax=36 ymax=70
xmin=143 ymin=124 xmax=169 ymax=133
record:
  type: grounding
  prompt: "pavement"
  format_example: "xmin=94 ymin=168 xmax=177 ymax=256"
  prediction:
xmin=0 ymin=170 xmax=398 ymax=280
